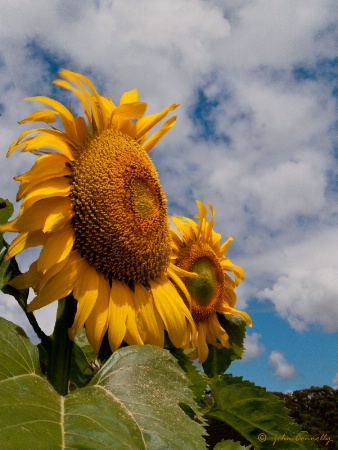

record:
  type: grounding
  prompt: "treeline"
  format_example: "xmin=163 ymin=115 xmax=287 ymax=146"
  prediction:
xmin=274 ymin=385 xmax=338 ymax=449
xmin=205 ymin=385 xmax=338 ymax=449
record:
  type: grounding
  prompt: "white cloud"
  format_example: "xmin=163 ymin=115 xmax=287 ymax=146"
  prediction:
xmin=0 ymin=0 xmax=338 ymax=341
xmin=269 ymin=350 xmax=298 ymax=381
xmin=333 ymin=373 xmax=338 ymax=389
xmin=257 ymin=227 xmax=338 ymax=333
xmin=241 ymin=333 xmax=265 ymax=361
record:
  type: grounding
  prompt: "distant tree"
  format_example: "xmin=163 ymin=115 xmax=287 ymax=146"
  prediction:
xmin=275 ymin=386 xmax=338 ymax=449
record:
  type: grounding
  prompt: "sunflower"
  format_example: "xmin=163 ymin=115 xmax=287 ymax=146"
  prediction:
xmin=0 ymin=69 xmax=195 ymax=353
xmin=170 ymin=200 xmax=252 ymax=363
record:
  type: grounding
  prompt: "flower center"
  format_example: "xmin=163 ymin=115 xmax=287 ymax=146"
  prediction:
xmin=176 ymin=242 xmax=224 ymax=322
xmin=130 ymin=178 xmax=158 ymax=220
xmin=70 ymin=129 xmax=171 ymax=284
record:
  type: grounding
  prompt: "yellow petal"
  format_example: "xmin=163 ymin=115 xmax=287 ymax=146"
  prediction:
xmin=5 ymin=230 xmax=47 ymax=260
xmin=221 ymin=307 xmax=252 ymax=327
xmin=136 ymin=103 xmax=179 ymax=140
xmin=107 ymin=280 xmax=132 ymax=352
xmin=85 ymin=273 xmax=110 ymax=353
xmin=142 ymin=116 xmax=177 ymax=153
xmin=220 ymin=236 xmax=233 ymax=255
xmin=22 ymin=177 xmax=70 ymax=211
xmin=43 ymin=199 xmax=73 ymax=232
xmin=69 ymin=264 xmax=100 ymax=340
xmin=197 ymin=322 xmax=209 ymax=363
xmin=207 ymin=314 xmax=230 ymax=349
xmin=37 ymin=225 xmax=74 ymax=273
xmin=112 ymin=102 xmax=147 ymax=120
xmin=27 ymin=251 xmax=86 ymax=312
xmin=134 ymin=283 xmax=164 ymax=347
xmin=19 ymin=109 xmax=57 ymax=124
xmin=124 ymin=308 xmax=143 ymax=347
xmin=150 ymin=278 xmax=194 ymax=348
xmin=38 ymin=256 xmax=70 ymax=292
xmin=15 ymin=153 xmax=71 ymax=201
xmin=18 ymin=131 xmax=75 ymax=160
xmin=11 ymin=197 xmax=71 ymax=234
xmin=58 ymin=69 xmax=106 ymax=132
xmin=0 ymin=218 xmax=18 ymax=233
xmin=119 ymin=89 xmax=138 ymax=104
xmin=167 ymin=266 xmax=192 ymax=306
xmin=24 ymin=96 xmax=79 ymax=144
xmin=8 ymin=261 xmax=38 ymax=290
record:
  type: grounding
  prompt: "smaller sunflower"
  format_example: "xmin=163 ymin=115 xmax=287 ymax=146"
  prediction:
xmin=170 ymin=200 xmax=252 ymax=363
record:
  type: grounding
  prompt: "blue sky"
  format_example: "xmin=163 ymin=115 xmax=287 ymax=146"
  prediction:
xmin=0 ymin=0 xmax=337 ymax=393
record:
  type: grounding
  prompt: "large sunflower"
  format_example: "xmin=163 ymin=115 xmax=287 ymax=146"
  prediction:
xmin=170 ymin=200 xmax=252 ymax=363
xmin=1 ymin=69 xmax=195 ymax=353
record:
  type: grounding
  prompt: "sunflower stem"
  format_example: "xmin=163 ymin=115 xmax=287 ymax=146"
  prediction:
xmin=47 ymin=295 xmax=77 ymax=396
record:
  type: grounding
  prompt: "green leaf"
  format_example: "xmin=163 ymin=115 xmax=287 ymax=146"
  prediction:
xmin=69 ymin=340 xmax=95 ymax=388
xmin=214 ymin=440 xmax=252 ymax=450
xmin=170 ymin=347 xmax=208 ymax=403
xmin=90 ymin=345 xmax=207 ymax=449
xmin=0 ymin=198 xmax=13 ymax=226
xmin=206 ymin=375 xmax=319 ymax=449
xmin=0 ymin=318 xmax=207 ymax=449
xmin=202 ymin=315 xmax=247 ymax=377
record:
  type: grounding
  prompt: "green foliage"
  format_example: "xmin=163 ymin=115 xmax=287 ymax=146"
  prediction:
xmin=0 ymin=198 xmax=13 ymax=226
xmin=170 ymin=347 xmax=208 ymax=403
xmin=214 ymin=440 xmax=252 ymax=450
xmin=205 ymin=375 xmax=319 ymax=449
xmin=202 ymin=315 xmax=246 ymax=377
xmin=0 ymin=317 xmax=206 ymax=450
xmin=275 ymin=386 xmax=338 ymax=448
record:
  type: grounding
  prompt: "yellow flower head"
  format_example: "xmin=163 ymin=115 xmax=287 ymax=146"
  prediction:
xmin=1 ymin=69 xmax=195 ymax=353
xmin=170 ymin=200 xmax=252 ymax=363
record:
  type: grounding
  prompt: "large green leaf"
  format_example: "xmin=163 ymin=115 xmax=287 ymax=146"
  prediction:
xmin=202 ymin=315 xmax=247 ymax=377
xmin=0 ymin=318 xmax=207 ymax=449
xmin=90 ymin=345 xmax=207 ymax=449
xmin=206 ymin=375 xmax=318 ymax=449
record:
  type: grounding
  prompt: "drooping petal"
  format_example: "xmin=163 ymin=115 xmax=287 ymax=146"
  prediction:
xmin=27 ymin=251 xmax=86 ymax=312
xmin=10 ymin=197 xmax=71 ymax=233
xmin=19 ymin=109 xmax=58 ymax=124
xmin=85 ymin=272 xmax=110 ymax=353
xmin=37 ymin=225 xmax=74 ymax=273
xmin=8 ymin=261 xmax=39 ymax=291
xmin=24 ymin=96 xmax=79 ymax=144
xmin=69 ymin=263 xmax=100 ymax=340
xmin=42 ymin=198 xmax=73 ymax=232
xmin=15 ymin=153 xmax=71 ymax=201
xmin=150 ymin=277 xmax=194 ymax=348
xmin=5 ymin=230 xmax=47 ymax=260
xmin=21 ymin=177 xmax=70 ymax=211
xmin=133 ymin=283 xmax=164 ymax=347
xmin=17 ymin=132 xmax=75 ymax=160
xmin=107 ymin=280 xmax=133 ymax=352
xmin=197 ymin=322 xmax=209 ymax=363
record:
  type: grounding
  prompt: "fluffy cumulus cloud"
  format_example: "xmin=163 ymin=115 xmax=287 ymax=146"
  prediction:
xmin=241 ymin=333 xmax=265 ymax=361
xmin=0 ymin=0 xmax=338 ymax=340
xmin=269 ymin=351 xmax=299 ymax=381
xmin=333 ymin=373 xmax=338 ymax=389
